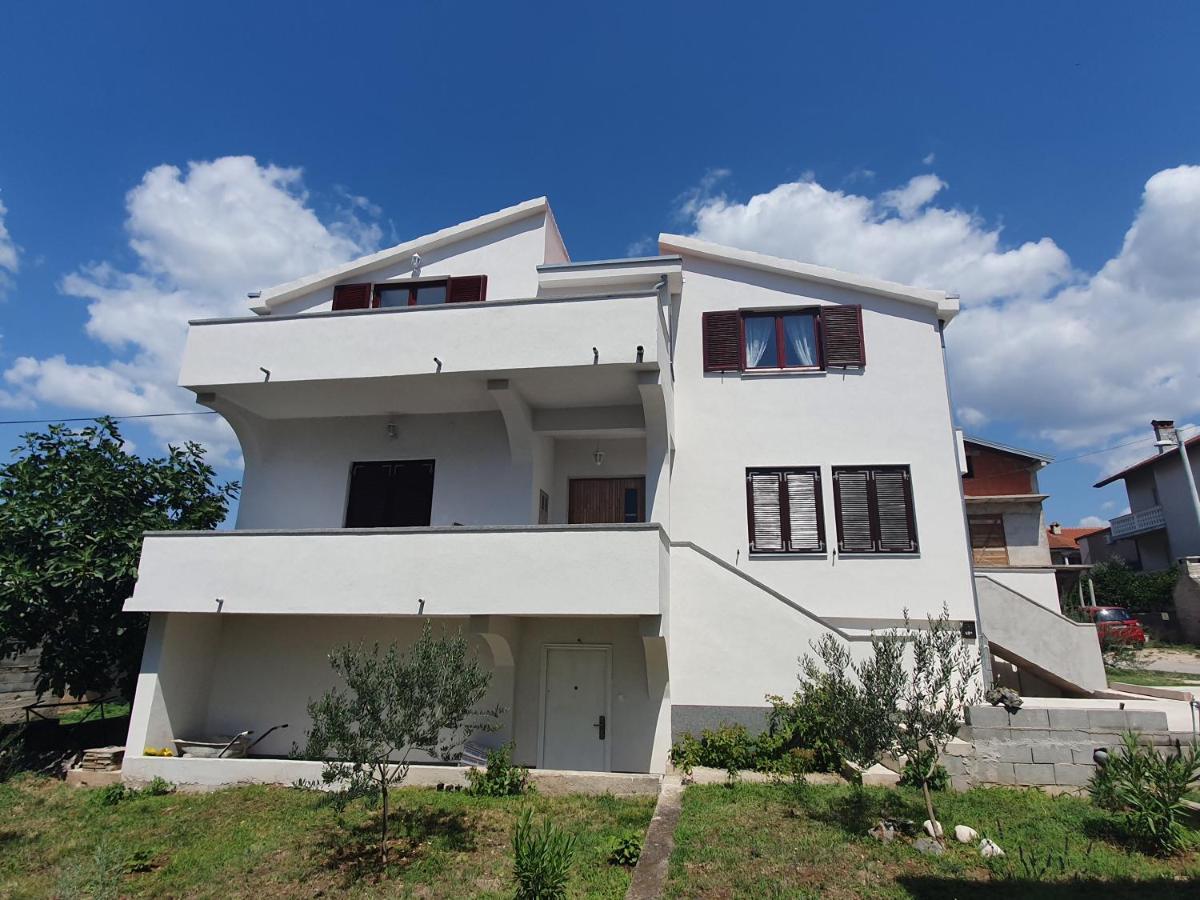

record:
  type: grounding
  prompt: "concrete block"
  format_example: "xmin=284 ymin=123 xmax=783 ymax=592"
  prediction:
xmin=860 ymin=763 xmax=901 ymax=788
xmin=1053 ymin=764 xmax=1094 ymax=787
xmin=972 ymin=761 xmax=1016 ymax=785
xmin=1125 ymin=710 xmax=1169 ymax=731
xmin=1013 ymin=763 xmax=1056 ymax=785
xmin=942 ymin=737 xmax=973 ymax=758
xmin=989 ymin=744 xmax=1035 ymax=764
xmin=950 ymin=774 xmax=974 ymax=793
xmin=1002 ymin=729 xmax=1051 ymax=742
xmin=1008 ymin=708 xmax=1049 ymax=728
xmin=968 ymin=706 xmax=1010 ymax=727
xmin=942 ymin=756 xmax=967 ymax=777
xmin=1088 ymin=709 xmax=1129 ymax=730
xmin=1047 ymin=708 xmax=1091 ymax=730
xmin=968 ymin=727 xmax=1013 ymax=742
xmin=1032 ymin=744 xmax=1073 ymax=764
xmin=1072 ymin=748 xmax=1102 ymax=766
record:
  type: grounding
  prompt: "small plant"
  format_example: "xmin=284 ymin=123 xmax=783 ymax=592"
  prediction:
xmin=92 ymin=783 xmax=133 ymax=806
xmin=1090 ymin=731 xmax=1200 ymax=855
xmin=512 ymin=807 xmax=577 ymax=899
xmin=993 ymin=835 xmax=1094 ymax=881
xmin=55 ymin=840 xmax=123 ymax=900
xmin=465 ymin=743 xmax=532 ymax=797
xmin=608 ymin=831 xmax=643 ymax=867
xmin=121 ymin=848 xmax=157 ymax=874
xmin=898 ymin=751 xmax=949 ymax=792
xmin=142 ymin=775 xmax=175 ymax=796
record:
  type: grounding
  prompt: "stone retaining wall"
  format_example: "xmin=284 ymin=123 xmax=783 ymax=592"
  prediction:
xmin=944 ymin=705 xmax=1179 ymax=794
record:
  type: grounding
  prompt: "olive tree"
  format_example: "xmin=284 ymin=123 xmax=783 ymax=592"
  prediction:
xmin=300 ymin=622 xmax=499 ymax=863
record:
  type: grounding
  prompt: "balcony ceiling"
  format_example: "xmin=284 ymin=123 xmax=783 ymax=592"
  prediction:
xmin=207 ymin=364 xmax=650 ymax=419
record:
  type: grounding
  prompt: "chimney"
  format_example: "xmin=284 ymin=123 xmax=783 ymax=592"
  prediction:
xmin=1152 ymin=420 xmax=1176 ymax=455
xmin=1050 ymin=522 xmax=1062 ymax=535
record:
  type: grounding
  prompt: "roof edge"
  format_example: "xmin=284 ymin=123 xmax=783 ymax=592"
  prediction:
xmin=963 ymin=434 xmax=1054 ymax=464
xmin=1094 ymin=433 xmax=1200 ymax=487
xmin=254 ymin=197 xmax=550 ymax=312
xmin=657 ymin=233 xmax=959 ymax=319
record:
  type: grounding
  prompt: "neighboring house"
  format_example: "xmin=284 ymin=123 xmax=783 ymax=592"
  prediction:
xmin=1094 ymin=427 xmax=1200 ymax=571
xmin=121 ymin=198 xmax=1106 ymax=785
xmin=959 ymin=436 xmax=1060 ymax=610
xmin=1047 ymin=524 xmax=1105 ymax=567
xmin=1078 ymin=526 xmax=1140 ymax=570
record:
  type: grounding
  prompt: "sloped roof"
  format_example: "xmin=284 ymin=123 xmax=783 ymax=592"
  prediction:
xmin=252 ymin=197 xmax=556 ymax=313
xmin=1047 ymin=527 xmax=1106 ymax=550
xmin=963 ymin=434 xmax=1054 ymax=465
xmin=1094 ymin=433 xmax=1200 ymax=487
xmin=657 ymin=234 xmax=960 ymax=321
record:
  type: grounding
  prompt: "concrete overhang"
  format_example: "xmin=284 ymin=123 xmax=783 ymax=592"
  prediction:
xmin=537 ymin=256 xmax=683 ymax=295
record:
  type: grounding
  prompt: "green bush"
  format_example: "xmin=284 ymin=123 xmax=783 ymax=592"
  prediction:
xmin=608 ymin=831 xmax=643 ymax=866
xmin=142 ymin=776 xmax=175 ymax=796
xmin=1089 ymin=731 xmax=1200 ymax=855
xmin=898 ymin=751 xmax=949 ymax=792
xmin=464 ymin=743 xmax=532 ymax=797
xmin=512 ymin=807 xmax=577 ymax=899
xmin=91 ymin=783 xmax=133 ymax=806
xmin=1080 ymin=559 xmax=1178 ymax=613
xmin=668 ymin=722 xmax=823 ymax=778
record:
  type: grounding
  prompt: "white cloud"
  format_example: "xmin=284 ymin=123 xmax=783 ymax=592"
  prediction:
xmin=680 ymin=166 xmax=1200 ymax=458
xmin=1078 ymin=515 xmax=1108 ymax=529
xmin=922 ymin=152 xmax=936 ymax=166
xmin=1 ymin=156 xmax=381 ymax=459
xmin=0 ymin=194 xmax=19 ymax=297
xmin=956 ymin=406 xmax=989 ymax=428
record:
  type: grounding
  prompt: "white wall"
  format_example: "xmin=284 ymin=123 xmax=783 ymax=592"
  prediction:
xmin=668 ymin=256 xmax=977 ymax=625
xmin=984 ymin=569 xmax=1061 ymax=611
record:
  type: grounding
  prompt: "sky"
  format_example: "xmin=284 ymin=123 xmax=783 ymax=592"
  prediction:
xmin=1 ymin=1 xmax=1199 ymax=528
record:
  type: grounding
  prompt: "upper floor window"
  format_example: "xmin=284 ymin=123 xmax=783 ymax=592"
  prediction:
xmin=345 ymin=459 xmax=435 ymax=528
xmin=331 ymin=275 xmax=487 ymax=311
xmin=746 ymin=467 xmax=825 ymax=554
xmin=832 ymin=465 xmax=918 ymax=554
xmin=702 ymin=304 xmax=865 ymax=373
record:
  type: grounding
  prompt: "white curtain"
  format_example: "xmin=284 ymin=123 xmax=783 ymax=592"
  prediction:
xmin=744 ymin=317 xmax=774 ymax=367
xmin=783 ymin=315 xmax=816 ymax=367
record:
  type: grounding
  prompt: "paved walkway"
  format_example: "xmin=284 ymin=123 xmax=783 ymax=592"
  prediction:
xmin=626 ymin=775 xmax=683 ymax=900
xmin=1139 ymin=648 xmax=1200 ymax=676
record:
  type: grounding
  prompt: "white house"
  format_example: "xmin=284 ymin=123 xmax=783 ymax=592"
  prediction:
xmin=122 ymin=197 xmax=1104 ymax=785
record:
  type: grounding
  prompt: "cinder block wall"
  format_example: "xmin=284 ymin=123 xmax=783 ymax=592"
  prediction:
xmin=1173 ymin=557 xmax=1200 ymax=644
xmin=945 ymin=705 xmax=1176 ymax=794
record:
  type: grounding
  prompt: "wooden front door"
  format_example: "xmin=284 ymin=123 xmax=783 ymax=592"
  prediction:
xmin=567 ymin=477 xmax=645 ymax=524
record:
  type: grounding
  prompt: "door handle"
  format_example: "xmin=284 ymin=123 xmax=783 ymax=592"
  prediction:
xmin=592 ymin=715 xmax=606 ymax=740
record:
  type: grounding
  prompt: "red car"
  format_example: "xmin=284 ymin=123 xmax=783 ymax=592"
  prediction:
xmin=1078 ymin=606 xmax=1147 ymax=644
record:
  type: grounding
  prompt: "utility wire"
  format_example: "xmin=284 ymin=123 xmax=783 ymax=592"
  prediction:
xmin=0 ymin=411 xmax=219 ymax=426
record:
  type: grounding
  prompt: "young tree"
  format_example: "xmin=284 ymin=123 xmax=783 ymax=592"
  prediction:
xmin=892 ymin=606 xmax=981 ymax=842
xmin=0 ymin=418 xmax=237 ymax=699
xmin=301 ymin=623 xmax=499 ymax=864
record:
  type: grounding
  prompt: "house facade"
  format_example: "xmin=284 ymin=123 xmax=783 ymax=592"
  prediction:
xmin=122 ymin=199 xmax=1103 ymax=785
xmin=1094 ymin=429 xmax=1200 ymax=571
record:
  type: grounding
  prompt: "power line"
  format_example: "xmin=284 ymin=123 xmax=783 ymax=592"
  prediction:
xmin=0 ymin=411 xmax=219 ymax=427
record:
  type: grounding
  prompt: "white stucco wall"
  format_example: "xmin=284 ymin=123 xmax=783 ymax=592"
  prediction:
xmin=668 ymin=256 xmax=976 ymax=625
xmin=982 ymin=569 xmax=1061 ymax=612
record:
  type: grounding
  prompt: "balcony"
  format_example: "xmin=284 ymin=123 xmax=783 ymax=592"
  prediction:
xmin=1109 ymin=505 xmax=1166 ymax=540
xmin=178 ymin=291 xmax=668 ymax=418
xmin=125 ymin=524 xmax=669 ymax=618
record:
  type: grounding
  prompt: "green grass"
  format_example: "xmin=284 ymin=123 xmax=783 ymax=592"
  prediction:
xmin=57 ymin=701 xmax=131 ymax=725
xmin=0 ymin=775 xmax=654 ymax=898
xmin=1106 ymin=667 xmax=1200 ymax=687
xmin=666 ymin=781 xmax=1200 ymax=899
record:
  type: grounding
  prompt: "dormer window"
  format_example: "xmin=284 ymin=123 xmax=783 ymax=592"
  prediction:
xmin=331 ymin=275 xmax=487 ymax=311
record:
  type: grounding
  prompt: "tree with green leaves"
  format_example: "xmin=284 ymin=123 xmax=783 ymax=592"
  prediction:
xmin=0 ymin=417 xmax=237 ymax=700
xmin=300 ymin=623 xmax=499 ymax=864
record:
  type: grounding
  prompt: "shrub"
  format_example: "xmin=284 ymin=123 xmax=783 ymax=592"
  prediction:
xmin=608 ymin=831 xmax=643 ymax=867
xmin=92 ymin=783 xmax=133 ymax=806
xmin=512 ymin=807 xmax=577 ymax=899
xmin=669 ymin=724 xmax=765 ymax=775
xmin=1089 ymin=730 xmax=1200 ymax=855
xmin=142 ymin=776 xmax=175 ymax=796
xmin=1081 ymin=559 xmax=1177 ymax=613
xmin=465 ymin=743 xmax=532 ymax=797
xmin=898 ymin=752 xmax=949 ymax=792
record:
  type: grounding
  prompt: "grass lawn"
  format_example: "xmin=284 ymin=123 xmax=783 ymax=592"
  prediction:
xmin=666 ymin=781 xmax=1200 ymax=899
xmin=0 ymin=775 xmax=654 ymax=898
xmin=1106 ymin=667 xmax=1200 ymax=686
xmin=57 ymin=701 xmax=131 ymax=725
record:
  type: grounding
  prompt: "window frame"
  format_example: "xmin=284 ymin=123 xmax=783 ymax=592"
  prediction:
xmin=831 ymin=464 xmax=920 ymax=555
xmin=374 ymin=278 xmax=451 ymax=308
xmin=739 ymin=309 xmax=824 ymax=372
xmin=745 ymin=466 xmax=827 ymax=555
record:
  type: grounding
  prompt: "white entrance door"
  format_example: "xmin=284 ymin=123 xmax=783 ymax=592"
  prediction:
xmin=540 ymin=645 xmax=610 ymax=772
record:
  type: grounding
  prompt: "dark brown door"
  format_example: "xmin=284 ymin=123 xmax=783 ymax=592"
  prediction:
xmin=568 ymin=478 xmax=645 ymax=524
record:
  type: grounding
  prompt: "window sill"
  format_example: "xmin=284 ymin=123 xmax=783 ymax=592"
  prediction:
xmin=741 ymin=367 xmax=826 ymax=378
xmin=835 ymin=551 xmax=921 ymax=559
xmin=748 ymin=551 xmax=828 ymax=559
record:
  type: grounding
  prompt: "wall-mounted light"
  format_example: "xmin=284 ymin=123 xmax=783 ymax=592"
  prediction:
xmin=593 ymin=446 xmax=606 ymax=466
xmin=636 ymin=345 xmax=644 ymax=363
xmin=593 ymin=347 xmax=599 ymax=364
xmin=386 ymin=421 xmax=398 ymax=440
xmin=411 ymin=252 xmax=422 ymax=275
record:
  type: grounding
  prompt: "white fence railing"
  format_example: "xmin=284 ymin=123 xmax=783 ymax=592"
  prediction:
xmin=1109 ymin=505 xmax=1166 ymax=540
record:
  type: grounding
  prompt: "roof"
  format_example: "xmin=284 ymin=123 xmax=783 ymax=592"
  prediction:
xmin=656 ymin=234 xmax=960 ymax=321
xmin=253 ymin=197 xmax=556 ymax=313
xmin=1047 ymin=527 xmax=1106 ymax=550
xmin=963 ymin=434 xmax=1054 ymax=465
xmin=1093 ymin=433 xmax=1200 ymax=488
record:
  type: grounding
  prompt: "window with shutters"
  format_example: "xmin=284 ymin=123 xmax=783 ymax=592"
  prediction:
xmin=331 ymin=275 xmax=487 ymax=311
xmin=344 ymin=459 xmax=435 ymax=528
xmin=702 ymin=305 xmax=865 ymax=373
xmin=746 ymin=467 xmax=826 ymax=554
xmin=832 ymin=465 xmax=918 ymax=554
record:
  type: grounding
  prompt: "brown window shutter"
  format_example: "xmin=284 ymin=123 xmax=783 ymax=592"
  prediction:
xmin=331 ymin=283 xmax=373 ymax=311
xmin=819 ymin=305 xmax=866 ymax=367
xmin=446 ymin=275 xmax=488 ymax=303
xmin=747 ymin=471 xmax=785 ymax=552
xmin=874 ymin=468 xmax=918 ymax=552
xmin=833 ymin=468 xmax=875 ymax=553
xmin=702 ymin=310 xmax=742 ymax=372
xmin=784 ymin=469 xmax=825 ymax=552
xmin=968 ymin=514 xmax=1008 ymax=565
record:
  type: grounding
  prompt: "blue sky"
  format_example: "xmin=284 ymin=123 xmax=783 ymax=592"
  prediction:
xmin=1 ymin=1 xmax=1199 ymax=526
